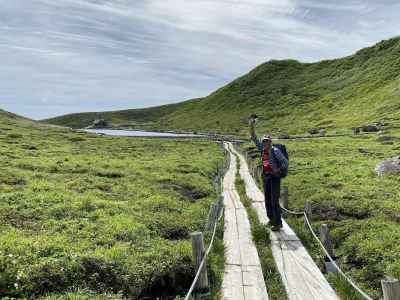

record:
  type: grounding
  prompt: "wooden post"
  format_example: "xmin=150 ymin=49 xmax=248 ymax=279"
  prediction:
xmin=319 ymin=224 xmax=334 ymax=257
xmin=206 ymin=203 xmax=219 ymax=233
xmin=281 ymin=187 xmax=289 ymax=210
xmin=304 ymin=201 xmax=312 ymax=228
xmin=382 ymin=277 xmax=400 ymax=300
xmin=190 ymin=232 xmax=209 ymax=292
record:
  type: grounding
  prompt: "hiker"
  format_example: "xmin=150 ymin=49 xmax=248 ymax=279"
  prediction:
xmin=249 ymin=117 xmax=289 ymax=231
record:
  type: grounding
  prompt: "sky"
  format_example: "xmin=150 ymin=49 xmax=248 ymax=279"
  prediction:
xmin=0 ymin=0 xmax=399 ymax=119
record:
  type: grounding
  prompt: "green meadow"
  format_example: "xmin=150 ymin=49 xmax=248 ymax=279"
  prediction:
xmin=243 ymin=130 xmax=400 ymax=299
xmin=0 ymin=112 xmax=224 ymax=299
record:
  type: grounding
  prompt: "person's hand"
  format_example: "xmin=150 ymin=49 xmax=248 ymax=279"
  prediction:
xmin=248 ymin=118 xmax=256 ymax=126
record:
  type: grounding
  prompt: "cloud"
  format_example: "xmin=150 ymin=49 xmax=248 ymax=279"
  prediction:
xmin=0 ymin=0 xmax=399 ymax=119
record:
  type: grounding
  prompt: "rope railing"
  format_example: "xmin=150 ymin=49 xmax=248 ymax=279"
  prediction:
xmin=302 ymin=211 xmax=373 ymax=300
xmin=183 ymin=141 xmax=228 ymax=300
xmin=184 ymin=206 xmax=223 ymax=300
xmin=279 ymin=201 xmax=374 ymax=300
xmin=239 ymin=145 xmax=375 ymax=300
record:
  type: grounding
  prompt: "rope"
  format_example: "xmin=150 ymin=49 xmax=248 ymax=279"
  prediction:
xmin=184 ymin=147 xmax=228 ymax=300
xmin=241 ymin=147 xmax=373 ymax=299
xmin=184 ymin=205 xmax=223 ymax=300
xmin=281 ymin=205 xmax=373 ymax=300
xmin=280 ymin=205 xmax=305 ymax=216
xmin=303 ymin=214 xmax=373 ymax=300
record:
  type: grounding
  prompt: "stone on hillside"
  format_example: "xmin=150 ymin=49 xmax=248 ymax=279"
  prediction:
xmin=319 ymin=129 xmax=326 ymax=136
xmin=92 ymin=119 xmax=108 ymax=128
xmin=362 ymin=124 xmax=379 ymax=132
xmin=249 ymin=113 xmax=258 ymax=119
xmin=308 ymin=128 xmax=319 ymax=135
xmin=353 ymin=127 xmax=361 ymax=135
xmin=376 ymin=135 xmax=396 ymax=142
xmin=377 ymin=120 xmax=389 ymax=127
xmin=375 ymin=156 xmax=400 ymax=176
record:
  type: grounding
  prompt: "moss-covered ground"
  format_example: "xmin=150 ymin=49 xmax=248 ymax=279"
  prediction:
xmin=0 ymin=113 xmax=224 ymax=299
xmin=243 ymin=130 xmax=400 ymax=299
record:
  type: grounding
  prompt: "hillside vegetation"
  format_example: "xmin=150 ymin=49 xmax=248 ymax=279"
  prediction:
xmin=0 ymin=111 xmax=224 ymax=299
xmin=45 ymin=37 xmax=400 ymax=136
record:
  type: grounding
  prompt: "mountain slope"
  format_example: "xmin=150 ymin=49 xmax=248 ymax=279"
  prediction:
xmin=44 ymin=37 xmax=400 ymax=135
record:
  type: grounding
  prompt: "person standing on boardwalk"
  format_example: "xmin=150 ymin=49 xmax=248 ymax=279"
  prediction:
xmin=249 ymin=117 xmax=289 ymax=231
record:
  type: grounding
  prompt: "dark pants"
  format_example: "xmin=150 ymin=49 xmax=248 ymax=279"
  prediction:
xmin=263 ymin=174 xmax=282 ymax=226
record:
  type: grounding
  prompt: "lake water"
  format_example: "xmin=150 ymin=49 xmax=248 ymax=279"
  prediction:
xmin=84 ymin=129 xmax=205 ymax=138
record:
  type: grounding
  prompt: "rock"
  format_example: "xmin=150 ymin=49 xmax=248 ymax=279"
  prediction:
xmin=377 ymin=120 xmax=389 ymax=127
xmin=308 ymin=128 xmax=319 ymax=135
xmin=358 ymin=148 xmax=370 ymax=155
xmin=375 ymin=156 xmax=400 ymax=176
xmin=362 ymin=124 xmax=379 ymax=132
xmin=319 ymin=129 xmax=326 ymax=136
xmin=92 ymin=119 xmax=108 ymax=128
xmin=249 ymin=113 xmax=258 ymax=119
xmin=376 ymin=135 xmax=396 ymax=142
xmin=278 ymin=134 xmax=290 ymax=139
xmin=353 ymin=127 xmax=361 ymax=135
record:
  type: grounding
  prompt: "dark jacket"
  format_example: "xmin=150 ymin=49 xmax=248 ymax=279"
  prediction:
xmin=251 ymin=131 xmax=288 ymax=174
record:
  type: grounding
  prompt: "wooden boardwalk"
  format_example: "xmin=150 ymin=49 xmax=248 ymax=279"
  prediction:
xmin=228 ymin=143 xmax=340 ymax=300
xmin=221 ymin=143 xmax=269 ymax=300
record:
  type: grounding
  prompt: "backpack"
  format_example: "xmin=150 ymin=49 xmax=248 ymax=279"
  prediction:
xmin=273 ymin=143 xmax=289 ymax=178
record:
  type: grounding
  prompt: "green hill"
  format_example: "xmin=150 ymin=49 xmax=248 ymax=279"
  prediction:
xmin=44 ymin=37 xmax=400 ymax=135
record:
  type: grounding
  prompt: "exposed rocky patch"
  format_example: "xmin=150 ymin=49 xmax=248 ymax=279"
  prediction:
xmin=375 ymin=156 xmax=400 ymax=176
xmin=361 ymin=124 xmax=380 ymax=132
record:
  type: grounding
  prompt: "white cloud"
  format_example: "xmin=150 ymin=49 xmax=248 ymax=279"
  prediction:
xmin=0 ymin=0 xmax=399 ymax=119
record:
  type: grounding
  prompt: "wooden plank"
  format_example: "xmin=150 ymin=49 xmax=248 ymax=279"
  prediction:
xmin=223 ymin=264 xmax=245 ymax=300
xmin=236 ymin=207 xmax=260 ymax=266
xmin=242 ymin=265 xmax=269 ymax=300
xmin=382 ymin=277 xmax=400 ymax=300
xmin=224 ymin=208 xmax=241 ymax=266
xmin=221 ymin=143 xmax=269 ymax=300
xmin=229 ymin=143 xmax=339 ymax=300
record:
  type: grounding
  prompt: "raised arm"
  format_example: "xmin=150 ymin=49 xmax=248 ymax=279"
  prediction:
xmin=249 ymin=118 xmax=262 ymax=151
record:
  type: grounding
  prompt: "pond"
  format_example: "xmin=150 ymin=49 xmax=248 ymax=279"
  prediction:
xmin=84 ymin=129 xmax=206 ymax=138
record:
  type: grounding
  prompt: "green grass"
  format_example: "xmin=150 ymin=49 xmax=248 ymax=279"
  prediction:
xmin=242 ymin=130 xmax=400 ymax=299
xmin=234 ymin=159 xmax=288 ymax=300
xmin=0 ymin=111 xmax=225 ymax=299
xmin=45 ymin=37 xmax=400 ymax=137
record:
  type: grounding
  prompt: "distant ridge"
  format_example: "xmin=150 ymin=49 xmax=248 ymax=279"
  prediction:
xmin=44 ymin=37 xmax=400 ymax=135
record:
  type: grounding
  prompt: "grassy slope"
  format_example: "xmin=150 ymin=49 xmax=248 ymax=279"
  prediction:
xmin=0 ymin=111 xmax=224 ymax=299
xmin=243 ymin=130 xmax=400 ymax=299
xmin=45 ymin=37 xmax=400 ymax=136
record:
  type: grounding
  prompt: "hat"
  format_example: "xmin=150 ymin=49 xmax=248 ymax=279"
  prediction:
xmin=261 ymin=135 xmax=272 ymax=141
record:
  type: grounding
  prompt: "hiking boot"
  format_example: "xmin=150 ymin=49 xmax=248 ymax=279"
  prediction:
xmin=271 ymin=224 xmax=283 ymax=232
xmin=266 ymin=220 xmax=274 ymax=227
